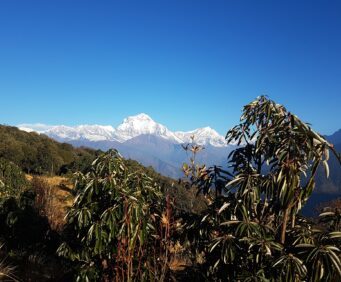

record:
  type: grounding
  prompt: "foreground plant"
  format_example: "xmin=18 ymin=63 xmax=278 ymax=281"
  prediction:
xmin=58 ymin=150 xmax=172 ymax=281
xmin=184 ymin=96 xmax=341 ymax=281
xmin=0 ymin=244 xmax=18 ymax=282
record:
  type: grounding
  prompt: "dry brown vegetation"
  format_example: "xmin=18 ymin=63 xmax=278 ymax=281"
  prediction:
xmin=28 ymin=175 xmax=74 ymax=231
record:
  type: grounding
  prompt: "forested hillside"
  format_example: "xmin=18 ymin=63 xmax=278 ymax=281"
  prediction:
xmin=0 ymin=125 xmax=100 ymax=174
xmin=0 ymin=124 xmax=206 ymax=214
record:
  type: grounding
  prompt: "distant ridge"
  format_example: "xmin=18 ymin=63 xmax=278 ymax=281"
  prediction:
xmin=17 ymin=119 xmax=341 ymax=190
xmin=18 ymin=113 xmax=228 ymax=147
xmin=326 ymin=129 xmax=341 ymax=145
xmin=17 ymin=114 xmax=234 ymax=178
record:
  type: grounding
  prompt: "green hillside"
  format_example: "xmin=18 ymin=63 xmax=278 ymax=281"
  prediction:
xmin=0 ymin=125 xmax=100 ymax=175
xmin=0 ymin=124 xmax=205 ymax=214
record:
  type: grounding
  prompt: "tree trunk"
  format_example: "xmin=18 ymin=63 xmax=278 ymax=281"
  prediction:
xmin=291 ymin=214 xmax=296 ymax=228
xmin=281 ymin=208 xmax=289 ymax=244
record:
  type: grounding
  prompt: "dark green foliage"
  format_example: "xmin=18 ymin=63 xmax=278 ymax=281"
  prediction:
xmin=183 ymin=96 xmax=341 ymax=281
xmin=125 ymin=159 xmax=208 ymax=214
xmin=58 ymin=150 xmax=172 ymax=281
xmin=0 ymin=158 xmax=28 ymax=198
xmin=0 ymin=125 xmax=99 ymax=175
xmin=0 ymin=190 xmax=50 ymax=249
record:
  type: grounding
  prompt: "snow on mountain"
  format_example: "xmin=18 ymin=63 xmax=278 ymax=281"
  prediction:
xmin=175 ymin=127 xmax=227 ymax=147
xmin=18 ymin=113 xmax=228 ymax=147
xmin=19 ymin=123 xmax=117 ymax=142
xmin=18 ymin=126 xmax=36 ymax=133
xmin=18 ymin=123 xmax=53 ymax=133
xmin=46 ymin=125 xmax=117 ymax=142
xmin=114 ymin=113 xmax=183 ymax=143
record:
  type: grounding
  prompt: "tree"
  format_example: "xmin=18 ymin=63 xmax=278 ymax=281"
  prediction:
xmin=184 ymin=96 xmax=341 ymax=281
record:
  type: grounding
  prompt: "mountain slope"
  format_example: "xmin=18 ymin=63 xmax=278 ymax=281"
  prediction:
xmin=68 ymin=133 xmax=234 ymax=178
xmin=326 ymin=129 xmax=341 ymax=145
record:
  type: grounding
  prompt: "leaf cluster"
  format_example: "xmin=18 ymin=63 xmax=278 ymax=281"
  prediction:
xmin=183 ymin=96 xmax=341 ymax=281
xmin=58 ymin=150 xmax=172 ymax=281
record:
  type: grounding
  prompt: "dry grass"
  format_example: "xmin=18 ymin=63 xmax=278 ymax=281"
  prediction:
xmin=27 ymin=175 xmax=74 ymax=231
xmin=0 ymin=262 xmax=17 ymax=282
xmin=25 ymin=174 xmax=33 ymax=182
xmin=0 ymin=245 xmax=18 ymax=282
xmin=169 ymin=257 xmax=188 ymax=271
xmin=168 ymin=241 xmax=191 ymax=271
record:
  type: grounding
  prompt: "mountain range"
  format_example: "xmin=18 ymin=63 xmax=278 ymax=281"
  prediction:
xmin=19 ymin=114 xmax=234 ymax=178
xmin=18 ymin=115 xmax=341 ymax=194
xmin=19 ymin=114 xmax=228 ymax=146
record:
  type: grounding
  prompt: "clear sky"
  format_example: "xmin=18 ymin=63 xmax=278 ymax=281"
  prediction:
xmin=0 ymin=0 xmax=340 ymax=135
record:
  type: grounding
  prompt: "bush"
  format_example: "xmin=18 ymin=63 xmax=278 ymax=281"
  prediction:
xmin=183 ymin=96 xmax=341 ymax=281
xmin=58 ymin=150 xmax=173 ymax=281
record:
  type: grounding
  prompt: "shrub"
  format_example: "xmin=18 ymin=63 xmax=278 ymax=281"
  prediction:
xmin=184 ymin=96 xmax=341 ymax=281
xmin=58 ymin=150 xmax=173 ymax=281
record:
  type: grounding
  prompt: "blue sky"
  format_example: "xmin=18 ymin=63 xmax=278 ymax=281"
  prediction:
xmin=0 ymin=0 xmax=340 ymax=135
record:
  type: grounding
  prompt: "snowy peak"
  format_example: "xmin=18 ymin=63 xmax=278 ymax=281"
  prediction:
xmin=46 ymin=125 xmax=117 ymax=142
xmin=175 ymin=127 xmax=227 ymax=147
xmin=18 ymin=114 xmax=228 ymax=147
xmin=114 ymin=113 xmax=183 ymax=143
xmin=124 ymin=113 xmax=153 ymax=122
xmin=19 ymin=124 xmax=117 ymax=142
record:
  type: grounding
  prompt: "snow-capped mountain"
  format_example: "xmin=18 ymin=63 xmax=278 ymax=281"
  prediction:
xmin=114 ymin=113 xmax=183 ymax=143
xmin=46 ymin=125 xmax=117 ymax=142
xmin=18 ymin=123 xmax=54 ymax=133
xmin=19 ymin=124 xmax=117 ymax=142
xmin=18 ymin=113 xmax=228 ymax=147
xmin=18 ymin=114 xmax=232 ymax=177
xmin=175 ymin=127 xmax=226 ymax=147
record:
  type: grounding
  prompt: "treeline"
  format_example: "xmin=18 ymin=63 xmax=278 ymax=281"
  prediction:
xmin=0 ymin=125 xmax=100 ymax=175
